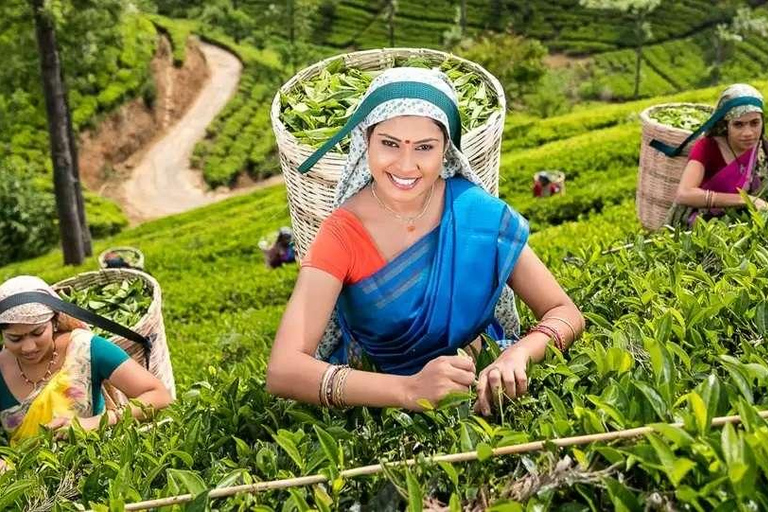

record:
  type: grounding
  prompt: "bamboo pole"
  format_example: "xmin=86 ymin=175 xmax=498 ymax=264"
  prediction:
xmin=96 ymin=409 xmax=768 ymax=512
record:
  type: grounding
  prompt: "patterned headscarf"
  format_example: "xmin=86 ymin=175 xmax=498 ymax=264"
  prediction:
xmin=708 ymin=83 xmax=765 ymax=137
xmin=332 ymin=67 xmax=485 ymax=207
xmin=719 ymin=83 xmax=764 ymax=120
xmin=0 ymin=276 xmax=58 ymax=326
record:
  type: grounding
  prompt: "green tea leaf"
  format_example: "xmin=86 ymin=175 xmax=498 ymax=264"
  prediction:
xmin=476 ymin=442 xmax=493 ymax=462
xmin=167 ymin=469 xmax=207 ymax=495
xmin=272 ymin=431 xmax=305 ymax=472
xmin=632 ymin=381 xmax=668 ymax=421
xmin=405 ymin=468 xmax=423 ymax=512
xmin=313 ymin=425 xmax=340 ymax=468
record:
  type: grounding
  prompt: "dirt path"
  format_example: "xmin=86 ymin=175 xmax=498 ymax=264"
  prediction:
xmin=119 ymin=42 xmax=282 ymax=224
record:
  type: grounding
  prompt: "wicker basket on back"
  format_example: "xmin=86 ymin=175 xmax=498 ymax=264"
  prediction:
xmin=271 ymin=48 xmax=507 ymax=259
xmin=53 ymin=269 xmax=176 ymax=408
xmin=637 ymin=103 xmax=713 ymax=230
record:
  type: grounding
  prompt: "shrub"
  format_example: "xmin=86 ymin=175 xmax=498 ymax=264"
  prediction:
xmin=0 ymin=165 xmax=57 ymax=266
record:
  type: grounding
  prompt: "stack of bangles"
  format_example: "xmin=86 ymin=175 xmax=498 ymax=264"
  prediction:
xmin=527 ymin=316 xmax=578 ymax=352
xmin=319 ymin=364 xmax=352 ymax=408
xmin=705 ymin=190 xmax=717 ymax=209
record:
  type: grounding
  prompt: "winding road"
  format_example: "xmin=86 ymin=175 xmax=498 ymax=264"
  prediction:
xmin=119 ymin=42 xmax=282 ymax=224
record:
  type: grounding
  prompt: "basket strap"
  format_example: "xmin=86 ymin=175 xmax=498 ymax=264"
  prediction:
xmin=298 ymin=81 xmax=461 ymax=173
xmin=0 ymin=291 xmax=152 ymax=368
xmin=650 ymin=97 xmax=763 ymax=158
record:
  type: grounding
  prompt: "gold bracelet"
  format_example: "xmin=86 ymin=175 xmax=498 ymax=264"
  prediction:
xmin=546 ymin=316 xmax=577 ymax=342
xmin=319 ymin=366 xmax=332 ymax=406
xmin=332 ymin=366 xmax=351 ymax=408
xmin=338 ymin=367 xmax=353 ymax=408
xmin=319 ymin=365 xmax=340 ymax=407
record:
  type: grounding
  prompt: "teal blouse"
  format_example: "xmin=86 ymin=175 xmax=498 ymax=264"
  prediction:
xmin=0 ymin=335 xmax=129 ymax=415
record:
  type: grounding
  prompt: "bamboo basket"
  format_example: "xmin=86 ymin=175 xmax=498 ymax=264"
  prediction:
xmin=271 ymin=48 xmax=507 ymax=259
xmin=53 ymin=269 xmax=176 ymax=407
xmin=637 ymin=103 xmax=713 ymax=230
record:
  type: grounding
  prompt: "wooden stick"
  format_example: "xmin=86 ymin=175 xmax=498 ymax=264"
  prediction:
xmin=101 ymin=409 xmax=768 ymax=511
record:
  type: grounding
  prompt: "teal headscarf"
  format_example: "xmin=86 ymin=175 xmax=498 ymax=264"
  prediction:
xmin=651 ymin=83 xmax=764 ymax=157
xmin=298 ymin=67 xmax=485 ymax=207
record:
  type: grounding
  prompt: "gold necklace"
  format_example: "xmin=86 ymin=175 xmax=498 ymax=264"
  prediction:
xmin=370 ymin=181 xmax=436 ymax=232
xmin=16 ymin=342 xmax=59 ymax=389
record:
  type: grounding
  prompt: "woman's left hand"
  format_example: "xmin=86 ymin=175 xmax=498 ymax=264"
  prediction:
xmin=474 ymin=345 xmax=533 ymax=416
xmin=47 ymin=415 xmax=102 ymax=434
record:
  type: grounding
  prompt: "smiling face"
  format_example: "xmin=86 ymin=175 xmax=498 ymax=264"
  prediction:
xmin=367 ymin=115 xmax=447 ymax=204
xmin=727 ymin=111 xmax=763 ymax=153
xmin=1 ymin=321 xmax=55 ymax=365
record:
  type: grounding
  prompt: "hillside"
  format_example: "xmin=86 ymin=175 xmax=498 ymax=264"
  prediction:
xmin=3 ymin=1 xmax=768 ymax=509
xmin=2 ymin=77 xmax=768 ymax=509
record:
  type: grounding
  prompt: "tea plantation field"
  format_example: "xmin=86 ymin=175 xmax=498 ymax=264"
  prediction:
xmin=2 ymin=76 xmax=768 ymax=509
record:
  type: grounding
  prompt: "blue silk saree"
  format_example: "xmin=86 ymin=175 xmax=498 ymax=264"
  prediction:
xmin=330 ymin=177 xmax=529 ymax=375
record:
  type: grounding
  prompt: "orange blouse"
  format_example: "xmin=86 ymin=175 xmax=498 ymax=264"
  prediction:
xmin=302 ymin=209 xmax=387 ymax=284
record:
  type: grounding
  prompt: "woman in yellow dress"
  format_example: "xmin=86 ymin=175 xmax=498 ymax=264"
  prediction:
xmin=0 ymin=275 xmax=172 ymax=448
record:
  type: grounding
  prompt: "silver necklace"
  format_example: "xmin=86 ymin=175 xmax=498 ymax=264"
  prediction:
xmin=370 ymin=181 xmax=435 ymax=232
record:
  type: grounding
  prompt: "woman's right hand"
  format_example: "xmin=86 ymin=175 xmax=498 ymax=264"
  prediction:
xmin=402 ymin=355 xmax=475 ymax=411
xmin=750 ymin=196 xmax=768 ymax=211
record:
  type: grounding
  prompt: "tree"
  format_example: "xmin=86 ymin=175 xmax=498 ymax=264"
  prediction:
xmin=385 ymin=0 xmax=397 ymax=47
xmin=443 ymin=5 xmax=465 ymax=49
xmin=580 ymin=0 xmax=661 ymax=99
xmin=200 ymin=0 xmax=254 ymax=43
xmin=710 ymin=7 xmax=768 ymax=84
xmin=456 ymin=31 xmax=547 ymax=108
xmin=30 ymin=0 xmax=85 ymax=265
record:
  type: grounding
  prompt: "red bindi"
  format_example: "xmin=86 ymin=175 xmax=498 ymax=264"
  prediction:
xmin=404 ymin=139 xmax=411 ymax=145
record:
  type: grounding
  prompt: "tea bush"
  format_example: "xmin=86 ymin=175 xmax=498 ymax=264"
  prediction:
xmin=149 ymin=16 xmax=290 ymax=189
xmin=2 ymin=192 xmax=767 ymax=510
xmin=0 ymin=10 xmax=156 ymax=263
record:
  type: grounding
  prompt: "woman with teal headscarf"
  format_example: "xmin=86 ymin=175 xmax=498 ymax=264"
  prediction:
xmin=266 ymin=67 xmax=584 ymax=415
xmin=666 ymin=83 xmax=768 ymax=227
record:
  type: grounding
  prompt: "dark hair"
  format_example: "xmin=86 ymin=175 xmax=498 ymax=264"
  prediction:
xmin=708 ymin=112 xmax=765 ymax=138
xmin=366 ymin=119 xmax=449 ymax=147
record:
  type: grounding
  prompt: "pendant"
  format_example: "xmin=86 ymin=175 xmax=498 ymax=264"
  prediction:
xmin=406 ymin=224 xmax=416 ymax=232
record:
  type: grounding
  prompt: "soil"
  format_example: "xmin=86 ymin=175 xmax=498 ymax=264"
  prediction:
xmin=78 ymin=36 xmax=209 ymax=193
xmin=79 ymin=35 xmax=284 ymax=226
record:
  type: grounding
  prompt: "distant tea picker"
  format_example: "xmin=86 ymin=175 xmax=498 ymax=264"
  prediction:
xmin=662 ymin=84 xmax=768 ymax=228
xmin=266 ymin=51 xmax=584 ymax=416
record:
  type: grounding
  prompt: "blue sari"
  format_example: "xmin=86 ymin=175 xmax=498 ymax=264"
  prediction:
xmin=331 ymin=177 xmax=529 ymax=375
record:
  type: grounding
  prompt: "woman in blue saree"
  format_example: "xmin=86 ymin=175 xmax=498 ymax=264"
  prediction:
xmin=266 ymin=68 xmax=584 ymax=415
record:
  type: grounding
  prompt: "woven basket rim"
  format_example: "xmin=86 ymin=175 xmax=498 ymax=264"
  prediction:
xmin=270 ymin=47 xmax=507 ymax=173
xmin=52 ymin=269 xmax=161 ymax=340
xmin=639 ymin=102 xmax=715 ymax=135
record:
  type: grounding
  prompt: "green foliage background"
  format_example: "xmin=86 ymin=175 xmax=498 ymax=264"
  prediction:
xmin=2 ymin=2 xmax=768 ymax=509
